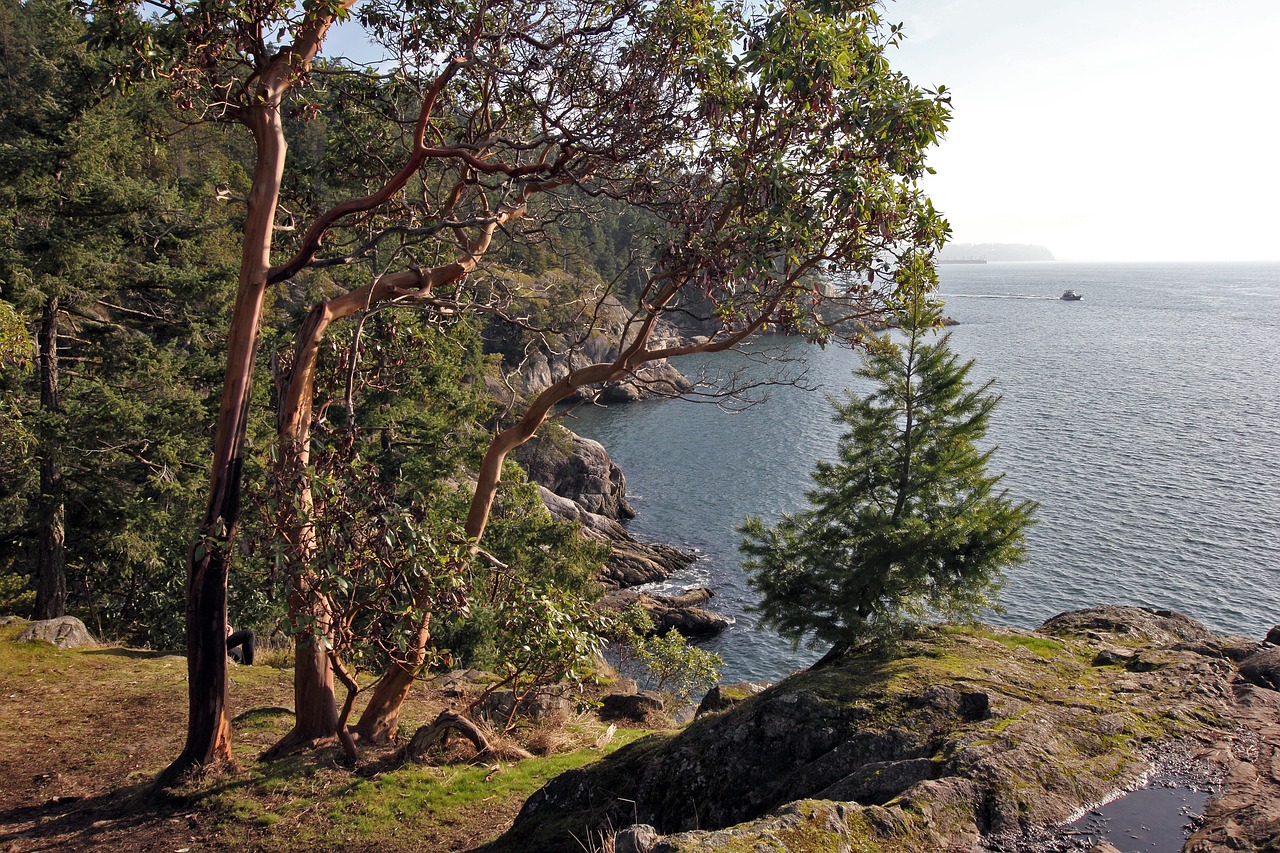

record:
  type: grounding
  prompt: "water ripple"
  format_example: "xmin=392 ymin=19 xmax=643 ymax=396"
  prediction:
xmin=571 ymin=262 xmax=1280 ymax=682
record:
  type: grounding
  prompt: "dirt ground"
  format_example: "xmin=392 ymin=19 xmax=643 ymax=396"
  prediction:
xmin=0 ymin=642 xmax=239 ymax=851
xmin=0 ymin=629 xmax=630 ymax=852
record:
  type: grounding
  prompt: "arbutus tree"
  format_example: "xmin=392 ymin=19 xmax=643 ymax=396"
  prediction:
xmin=84 ymin=0 xmax=951 ymax=779
xmin=334 ymin=0 xmax=955 ymax=744
xmin=79 ymin=0 xmax=739 ymax=775
xmin=263 ymin=0 xmax=739 ymax=753
xmin=79 ymin=0 xmax=370 ymax=783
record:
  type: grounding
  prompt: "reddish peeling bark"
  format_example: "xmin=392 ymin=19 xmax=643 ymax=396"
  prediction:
xmin=161 ymin=6 xmax=350 ymax=782
xmin=351 ymin=645 xmax=425 ymax=744
xmin=159 ymin=103 xmax=282 ymax=784
xmin=261 ymin=582 xmax=342 ymax=757
xmin=278 ymin=202 xmax=544 ymax=746
xmin=265 ymin=302 xmax=341 ymax=753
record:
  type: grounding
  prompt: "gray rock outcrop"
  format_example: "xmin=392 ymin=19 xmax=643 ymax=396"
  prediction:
xmin=599 ymin=587 xmax=729 ymax=638
xmin=696 ymin=682 xmax=769 ymax=716
xmin=16 ymin=616 xmax=98 ymax=649
xmin=1237 ymin=647 xmax=1280 ymax=691
xmin=490 ymin=294 xmax=693 ymax=406
xmin=516 ymin=432 xmax=635 ymax=520
xmin=538 ymin=487 xmax=695 ymax=588
xmin=492 ymin=606 xmax=1280 ymax=853
xmin=600 ymin=691 xmax=666 ymax=723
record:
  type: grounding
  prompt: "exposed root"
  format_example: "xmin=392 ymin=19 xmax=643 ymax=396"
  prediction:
xmin=261 ymin=727 xmax=342 ymax=761
xmin=399 ymin=710 xmax=534 ymax=765
xmin=152 ymin=753 xmax=238 ymax=802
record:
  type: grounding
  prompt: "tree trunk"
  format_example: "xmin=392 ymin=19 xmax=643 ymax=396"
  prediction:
xmin=34 ymin=296 xmax=66 ymax=620
xmin=158 ymin=101 xmax=287 ymax=787
xmin=155 ymin=6 xmax=353 ymax=787
xmin=261 ymin=579 xmax=341 ymax=758
xmin=352 ymin=614 xmax=430 ymax=744
xmin=266 ymin=304 xmax=343 ymax=754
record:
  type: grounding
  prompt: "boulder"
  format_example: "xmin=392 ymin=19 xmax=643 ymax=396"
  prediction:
xmin=696 ymin=682 xmax=768 ymax=717
xmin=1238 ymin=648 xmax=1280 ymax=691
xmin=614 ymin=824 xmax=660 ymax=853
xmin=1266 ymin=625 xmax=1280 ymax=646
xmin=597 ymin=363 xmax=693 ymax=404
xmin=1091 ymin=646 xmax=1135 ymax=667
xmin=477 ymin=687 xmax=574 ymax=725
xmin=600 ymin=691 xmax=665 ymax=723
xmin=476 ymin=690 xmax=517 ymax=727
xmin=16 ymin=616 xmax=97 ymax=649
xmin=1039 ymin=605 xmax=1217 ymax=646
xmin=519 ymin=690 xmax=574 ymax=722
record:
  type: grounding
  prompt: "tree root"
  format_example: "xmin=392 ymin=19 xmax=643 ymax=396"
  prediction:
xmin=262 ymin=728 xmax=343 ymax=761
xmin=399 ymin=710 xmax=533 ymax=765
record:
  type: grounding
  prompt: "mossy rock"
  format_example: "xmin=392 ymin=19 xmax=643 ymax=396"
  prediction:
xmin=488 ymin=610 xmax=1242 ymax=852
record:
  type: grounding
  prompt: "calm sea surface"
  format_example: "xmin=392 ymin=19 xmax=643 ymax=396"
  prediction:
xmin=568 ymin=262 xmax=1280 ymax=682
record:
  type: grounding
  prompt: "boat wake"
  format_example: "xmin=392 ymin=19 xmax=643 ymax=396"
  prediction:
xmin=946 ymin=294 xmax=1061 ymax=300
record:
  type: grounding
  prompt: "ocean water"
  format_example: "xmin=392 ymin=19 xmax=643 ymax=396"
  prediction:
xmin=567 ymin=262 xmax=1280 ymax=682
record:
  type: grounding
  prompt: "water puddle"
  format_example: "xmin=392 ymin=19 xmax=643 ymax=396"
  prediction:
xmin=1065 ymin=783 xmax=1212 ymax=852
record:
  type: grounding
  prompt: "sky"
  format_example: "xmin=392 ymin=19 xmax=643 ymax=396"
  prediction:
xmin=886 ymin=0 xmax=1280 ymax=261
xmin=323 ymin=1 xmax=1280 ymax=262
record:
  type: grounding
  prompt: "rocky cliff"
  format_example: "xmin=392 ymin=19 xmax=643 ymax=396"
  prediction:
xmin=515 ymin=430 xmax=636 ymax=521
xmin=485 ymin=606 xmax=1280 ymax=852
xmin=488 ymin=294 xmax=693 ymax=407
xmin=515 ymin=426 xmax=727 ymax=636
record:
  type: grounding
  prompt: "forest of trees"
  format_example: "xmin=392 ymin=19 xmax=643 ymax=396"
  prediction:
xmin=0 ymin=0 xmax=954 ymax=782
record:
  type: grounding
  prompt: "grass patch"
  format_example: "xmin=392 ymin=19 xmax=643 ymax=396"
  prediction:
xmin=984 ymin=633 xmax=1065 ymax=658
xmin=0 ymin=623 xmax=659 ymax=852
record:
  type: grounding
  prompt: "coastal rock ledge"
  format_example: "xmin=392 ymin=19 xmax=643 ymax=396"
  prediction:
xmin=488 ymin=606 xmax=1280 ymax=853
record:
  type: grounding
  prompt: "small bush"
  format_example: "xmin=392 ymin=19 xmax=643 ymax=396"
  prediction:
xmin=606 ymin=606 xmax=722 ymax=706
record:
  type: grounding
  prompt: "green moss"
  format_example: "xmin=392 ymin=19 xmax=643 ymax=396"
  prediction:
xmin=491 ymin=620 xmax=1231 ymax=852
xmin=985 ymin=633 xmax=1065 ymax=658
xmin=717 ymin=684 xmax=758 ymax=703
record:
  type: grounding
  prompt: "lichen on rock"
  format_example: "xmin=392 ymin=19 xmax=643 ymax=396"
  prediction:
xmin=489 ymin=606 xmax=1278 ymax=852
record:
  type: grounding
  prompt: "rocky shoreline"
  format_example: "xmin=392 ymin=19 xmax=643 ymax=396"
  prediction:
xmin=486 ymin=606 xmax=1280 ymax=853
xmin=516 ymin=424 xmax=731 ymax=637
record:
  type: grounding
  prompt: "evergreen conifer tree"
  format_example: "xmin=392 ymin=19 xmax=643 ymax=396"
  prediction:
xmin=741 ymin=270 xmax=1037 ymax=652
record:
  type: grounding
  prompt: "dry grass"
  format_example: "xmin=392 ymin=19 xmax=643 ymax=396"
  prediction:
xmin=0 ymin=622 xmax=656 ymax=852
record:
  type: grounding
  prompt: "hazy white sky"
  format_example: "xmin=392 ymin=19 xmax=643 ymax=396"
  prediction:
xmin=324 ymin=1 xmax=1280 ymax=262
xmin=887 ymin=0 xmax=1280 ymax=261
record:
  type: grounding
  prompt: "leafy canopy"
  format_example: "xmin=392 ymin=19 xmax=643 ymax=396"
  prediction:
xmin=741 ymin=264 xmax=1037 ymax=650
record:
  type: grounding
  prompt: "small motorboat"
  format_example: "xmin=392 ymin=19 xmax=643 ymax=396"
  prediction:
xmin=1060 ymin=290 xmax=1083 ymax=301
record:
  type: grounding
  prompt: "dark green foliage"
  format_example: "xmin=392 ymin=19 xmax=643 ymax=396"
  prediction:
xmin=0 ymin=0 xmax=244 ymax=643
xmin=741 ymin=266 xmax=1037 ymax=650
xmin=429 ymin=464 xmax=610 ymax=672
xmin=247 ymin=316 xmax=607 ymax=678
xmin=243 ymin=316 xmax=492 ymax=667
xmin=605 ymin=605 xmax=723 ymax=705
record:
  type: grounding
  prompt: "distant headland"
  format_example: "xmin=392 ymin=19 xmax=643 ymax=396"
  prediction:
xmin=940 ymin=242 xmax=1057 ymax=263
